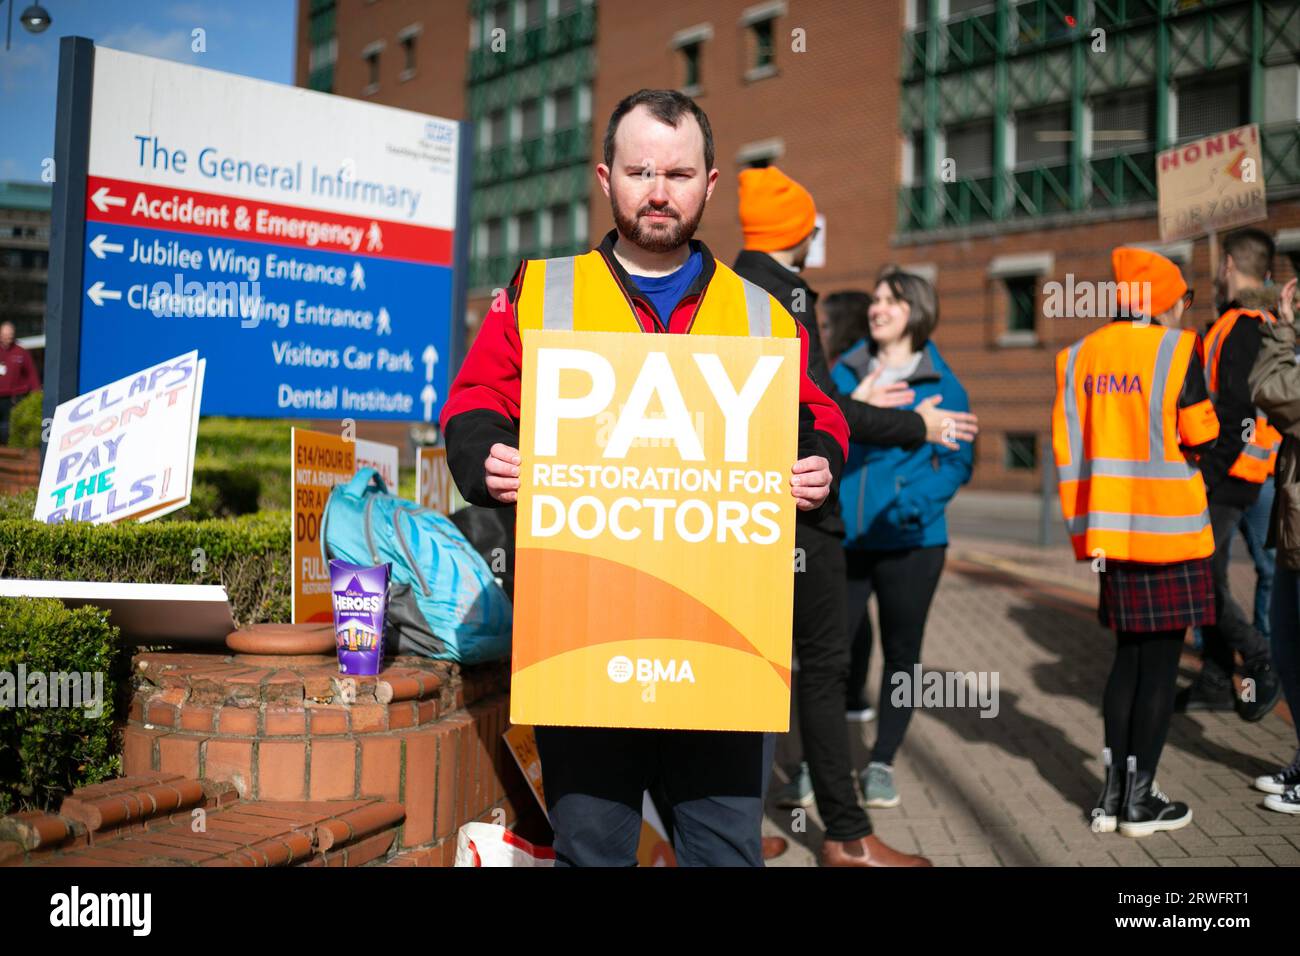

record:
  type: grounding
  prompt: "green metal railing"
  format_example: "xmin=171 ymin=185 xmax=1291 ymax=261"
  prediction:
xmin=942 ymin=9 xmax=999 ymax=68
xmin=1263 ymin=122 xmax=1300 ymax=188
xmin=897 ymin=0 xmax=1300 ymax=234
xmin=1086 ymin=149 xmax=1158 ymax=207
xmin=1008 ymin=161 xmax=1073 ymax=217
xmin=468 ymin=6 xmax=596 ymax=82
xmin=938 ymin=175 xmax=998 ymax=228
xmin=473 ymin=122 xmax=592 ymax=186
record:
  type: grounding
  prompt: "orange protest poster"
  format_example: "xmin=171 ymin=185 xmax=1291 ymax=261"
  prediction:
xmin=511 ymin=330 xmax=800 ymax=732
xmin=417 ymin=446 xmax=456 ymax=514
xmin=292 ymin=428 xmax=356 ymax=623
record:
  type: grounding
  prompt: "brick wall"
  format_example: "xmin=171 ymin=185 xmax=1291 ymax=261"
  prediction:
xmin=121 ymin=651 xmax=544 ymax=861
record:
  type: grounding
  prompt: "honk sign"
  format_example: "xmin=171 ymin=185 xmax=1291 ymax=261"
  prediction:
xmin=511 ymin=330 xmax=800 ymax=731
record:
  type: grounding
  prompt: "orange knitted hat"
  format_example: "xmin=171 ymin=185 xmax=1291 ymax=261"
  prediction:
xmin=1111 ymin=247 xmax=1188 ymax=318
xmin=738 ymin=166 xmax=817 ymax=252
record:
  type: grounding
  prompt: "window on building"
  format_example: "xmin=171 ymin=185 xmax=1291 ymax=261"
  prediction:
xmin=1176 ymin=72 xmax=1247 ymax=143
xmin=401 ymin=34 xmax=417 ymax=74
xmin=489 ymin=110 xmax=508 ymax=147
xmin=522 ymin=99 xmax=543 ymax=140
xmin=752 ymin=18 xmax=774 ymax=70
xmin=1264 ymin=63 xmax=1300 ymax=126
xmin=364 ymin=49 xmax=380 ymax=90
xmin=550 ymin=204 xmax=572 ymax=247
xmin=553 ymin=88 xmax=575 ymax=130
xmin=1015 ymin=105 xmax=1071 ymax=168
xmin=1006 ymin=275 xmax=1037 ymax=333
xmin=1005 ymin=433 xmax=1038 ymax=471
xmin=486 ymin=218 xmax=506 ymax=259
xmin=945 ymin=119 xmax=994 ymax=178
xmin=908 ymin=129 xmax=926 ymax=184
xmin=681 ymin=42 xmax=701 ymax=90
xmin=1092 ymin=89 xmax=1154 ymax=154
xmin=491 ymin=2 xmax=510 ymax=32
xmin=525 ymin=0 xmax=545 ymax=27
xmin=517 ymin=211 xmax=538 ymax=254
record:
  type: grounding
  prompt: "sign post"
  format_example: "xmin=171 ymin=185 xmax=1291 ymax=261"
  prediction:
xmin=46 ymin=38 xmax=471 ymax=427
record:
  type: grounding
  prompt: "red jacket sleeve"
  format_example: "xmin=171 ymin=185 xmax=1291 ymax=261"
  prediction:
xmin=793 ymin=320 xmax=849 ymax=465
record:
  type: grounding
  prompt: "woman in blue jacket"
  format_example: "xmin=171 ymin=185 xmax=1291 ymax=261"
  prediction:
xmin=832 ymin=270 xmax=973 ymax=809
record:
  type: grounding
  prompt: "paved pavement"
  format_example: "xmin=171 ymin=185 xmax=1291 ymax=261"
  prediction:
xmin=763 ymin=495 xmax=1300 ymax=867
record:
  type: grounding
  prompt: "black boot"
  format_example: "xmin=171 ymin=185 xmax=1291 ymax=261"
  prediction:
xmin=1119 ymin=755 xmax=1192 ymax=837
xmin=1174 ymin=673 xmax=1235 ymax=713
xmin=1237 ymin=659 xmax=1282 ymax=723
xmin=1090 ymin=747 xmax=1123 ymax=833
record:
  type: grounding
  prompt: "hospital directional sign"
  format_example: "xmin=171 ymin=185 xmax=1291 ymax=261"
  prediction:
xmin=47 ymin=41 xmax=471 ymax=422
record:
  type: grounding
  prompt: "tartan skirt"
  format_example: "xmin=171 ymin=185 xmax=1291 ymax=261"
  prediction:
xmin=1097 ymin=557 xmax=1216 ymax=633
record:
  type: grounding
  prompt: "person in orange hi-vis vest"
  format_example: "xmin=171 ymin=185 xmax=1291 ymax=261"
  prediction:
xmin=1052 ymin=247 xmax=1217 ymax=837
xmin=1177 ymin=227 xmax=1284 ymax=722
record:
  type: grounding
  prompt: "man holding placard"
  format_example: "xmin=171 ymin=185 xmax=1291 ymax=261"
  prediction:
xmin=442 ymin=90 xmax=926 ymax=868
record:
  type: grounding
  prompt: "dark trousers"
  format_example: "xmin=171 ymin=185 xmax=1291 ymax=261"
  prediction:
xmin=1268 ymin=564 xmax=1300 ymax=749
xmin=1103 ymin=629 xmax=1184 ymax=773
xmin=1202 ymin=501 xmax=1273 ymax=683
xmin=534 ymin=725 xmax=765 ymax=867
xmin=0 ymin=395 xmax=11 ymax=445
xmin=782 ymin=525 xmax=873 ymax=841
xmin=846 ymin=545 xmax=947 ymax=765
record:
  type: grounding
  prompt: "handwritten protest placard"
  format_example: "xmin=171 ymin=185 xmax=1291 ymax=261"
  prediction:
xmin=35 ymin=350 xmax=204 ymax=524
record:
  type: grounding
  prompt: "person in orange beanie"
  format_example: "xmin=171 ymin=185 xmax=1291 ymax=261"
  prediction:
xmin=1052 ymin=246 xmax=1215 ymax=837
xmin=732 ymin=166 xmax=981 ymax=867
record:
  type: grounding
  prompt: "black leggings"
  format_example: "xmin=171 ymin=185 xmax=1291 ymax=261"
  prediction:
xmin=1103 ymin=630 xmax=1184 ymax=774
xmin=845 ymin=545 xmax=947 ymax=766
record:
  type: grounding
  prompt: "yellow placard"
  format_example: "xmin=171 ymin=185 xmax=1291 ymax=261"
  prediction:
xmin=292 ymin=428 xmax=356 ymax=624
xmin=511 ymin=330 xmax=800 ymax=732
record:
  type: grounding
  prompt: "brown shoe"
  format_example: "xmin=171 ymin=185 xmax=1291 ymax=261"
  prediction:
xmin=820 ymin=834 xmax=932 ymax=867
xmin=761 ymin=835 xmax=789 ymax=860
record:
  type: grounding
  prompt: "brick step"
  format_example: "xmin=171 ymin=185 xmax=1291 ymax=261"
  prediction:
xmin=3 ymin=775 xmax=405 ymax=868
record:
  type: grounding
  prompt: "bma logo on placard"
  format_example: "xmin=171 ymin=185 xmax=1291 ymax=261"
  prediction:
xmin=607 ymin=655 xmax=696 ymax=685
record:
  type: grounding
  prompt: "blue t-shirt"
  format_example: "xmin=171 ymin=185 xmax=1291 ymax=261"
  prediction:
xmin=629 ymin=250 xmax=703 ymax=329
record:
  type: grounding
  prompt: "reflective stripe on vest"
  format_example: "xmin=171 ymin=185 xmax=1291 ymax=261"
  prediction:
xmin=542 ymin=256 xmax=576 ymax=331
xmin=1204 ymin=307 xmax=1280 ymax=482
xmin=535 ymin=253 xmax=774 ymax=336
xmin=1057 ymin=327 xmax=1200 ymax=484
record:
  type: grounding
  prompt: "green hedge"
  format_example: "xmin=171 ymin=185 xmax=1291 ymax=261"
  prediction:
xmin=0 ymin=598 xmax=121 ymax=814
xmin=6 ymin=390 xmax=42 ymax=449
xmin=0 ymin=511 xmax=291 ymax=627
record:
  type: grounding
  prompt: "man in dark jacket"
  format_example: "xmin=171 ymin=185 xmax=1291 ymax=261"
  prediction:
xmin=731 ymin=166 xmax=974 ymax=866
xmin=1178 ymin=228 xmax=1282 ymax=720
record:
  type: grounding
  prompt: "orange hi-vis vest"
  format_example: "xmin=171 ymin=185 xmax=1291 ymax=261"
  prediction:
xmin=513 ymin=249 xmax=797 ymax=337
xmin=1203 ymin=307 xmax=1281 ymax=483
xmin=1052 ymin=322 xmax=1220 ymax=563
